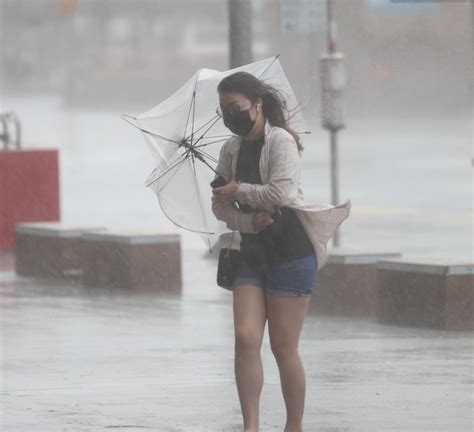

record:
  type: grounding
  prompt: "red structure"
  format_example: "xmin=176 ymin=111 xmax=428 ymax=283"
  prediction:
xmin=0 ymin=150 xmax=60 ymax=251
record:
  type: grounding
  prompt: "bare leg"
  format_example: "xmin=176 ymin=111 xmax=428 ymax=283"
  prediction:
xmin=233 ymin=284 xmax=268 ymax=431
xmin=266 ymin=293 xmax=311 ymax=432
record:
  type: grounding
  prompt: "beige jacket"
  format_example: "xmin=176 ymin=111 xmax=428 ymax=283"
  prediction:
xmin=211 ymin=120 xmax=352 ymax=271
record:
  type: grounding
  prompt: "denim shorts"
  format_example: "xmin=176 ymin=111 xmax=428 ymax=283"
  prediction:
xmin=232 ymin=254 xmax=318 ymax=297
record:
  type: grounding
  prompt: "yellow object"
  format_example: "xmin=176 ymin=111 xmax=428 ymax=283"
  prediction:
xmin=59 ymin=0 xmax=76 ymax=15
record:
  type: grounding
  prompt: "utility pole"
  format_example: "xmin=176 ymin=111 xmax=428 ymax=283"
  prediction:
xmin=320 ymin=0 xmax=346 ymax=247
xmin=228 ymin=0 xmax=253 ymax=68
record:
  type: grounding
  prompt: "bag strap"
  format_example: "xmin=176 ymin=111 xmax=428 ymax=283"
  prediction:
xmin=224 ymin=230 xmax=236 ymax=258
xmin=225 ymin=151 xmax=236 ymax=258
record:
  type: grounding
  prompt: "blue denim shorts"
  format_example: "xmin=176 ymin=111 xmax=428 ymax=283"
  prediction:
xmin=232 ymin=254 xmax=318 ymax=297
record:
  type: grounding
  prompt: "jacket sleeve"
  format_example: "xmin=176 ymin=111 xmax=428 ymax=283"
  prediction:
xmin=211 ymin=142 xmax=258 ymax=234
xmin=235 ymin=134 xmax=300 ymax=212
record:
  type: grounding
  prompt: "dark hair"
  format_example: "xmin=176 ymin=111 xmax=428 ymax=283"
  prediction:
xmin=217 ymin=71 xmax=304 ymax=152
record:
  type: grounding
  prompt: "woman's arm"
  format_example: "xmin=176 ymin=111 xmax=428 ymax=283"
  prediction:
xmin=235 ymin=134 xmax=300 ymax=212
xmin=211 ymin=196 xmax=257 ymax=233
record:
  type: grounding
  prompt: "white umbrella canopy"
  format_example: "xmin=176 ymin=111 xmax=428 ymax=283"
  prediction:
xmin=122 ymin=55 xmax=308 ymax=251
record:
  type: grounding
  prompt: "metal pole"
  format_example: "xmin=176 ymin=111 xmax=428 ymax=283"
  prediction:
xmin=327 ymin=0 xmax=332 ymax=53
xmin=327 ymin=0 xmax=340 ymax=246
xmin=330 ymin=129 xmax=340 ymax=246
xmin=228 ymin=0 xmax=253 ymax=68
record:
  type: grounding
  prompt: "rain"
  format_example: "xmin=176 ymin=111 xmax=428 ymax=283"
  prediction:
xmin=0 ymin=1 xmax=472 ymax=431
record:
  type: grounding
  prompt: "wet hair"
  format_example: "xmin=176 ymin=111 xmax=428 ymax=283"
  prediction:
xmin=217 ymin=71 xmax=304 ymax=152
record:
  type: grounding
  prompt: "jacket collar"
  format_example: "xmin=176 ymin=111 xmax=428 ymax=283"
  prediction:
xmin=228 ymin=119 xmax=272 ymax=156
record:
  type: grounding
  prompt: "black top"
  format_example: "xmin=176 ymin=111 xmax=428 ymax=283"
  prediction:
xmin=235 ymin=135 xmax=314 ymax=268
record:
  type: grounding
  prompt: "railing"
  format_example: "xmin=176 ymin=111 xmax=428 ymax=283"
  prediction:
xmin=0 ymin=112 xmax=21 ymax=151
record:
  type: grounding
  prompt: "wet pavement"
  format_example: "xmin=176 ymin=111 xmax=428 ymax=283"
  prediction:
xmin=0 ymin=248 xmax=472 ymax=431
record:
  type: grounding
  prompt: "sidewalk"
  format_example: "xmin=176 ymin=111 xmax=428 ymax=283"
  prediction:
xmin=0 ymin=248 xmax=472 ymax=431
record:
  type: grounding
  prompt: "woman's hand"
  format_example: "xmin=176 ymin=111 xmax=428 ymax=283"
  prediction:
xmin=212 ymin=180 xmax=240 ymax=205
xmin=253 ymin=211 xmax=273 ymax=232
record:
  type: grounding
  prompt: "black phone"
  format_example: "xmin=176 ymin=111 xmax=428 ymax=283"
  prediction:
xmin=210 ymin=175 xmax=228 ymax=188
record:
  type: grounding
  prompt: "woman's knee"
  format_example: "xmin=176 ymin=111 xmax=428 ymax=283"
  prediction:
xmin=234 ymin=327 xmax=263 ymax=352
xmin=270 ymin=340 xmax=298 ymax=360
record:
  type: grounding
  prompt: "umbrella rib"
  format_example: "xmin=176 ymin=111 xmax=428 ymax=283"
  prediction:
xmin=146 ymin=149 xmax=191 ymax=187
xmin=257 ymin=54 xmax=280 ymax=80
xmin=160 ymin=150 xmax=190 ymax=175
xmin=183 ymin=90 xmax=196 ymax=141
xmin=123 ymin=115 xmax=183 ymax=146
xmin=188 ymin=156 xmax=211 ymax=238
xmin=194 ymin=137 xmax=232 ymax=149
xmin=190 ymin=89 xmax=197 ymax=145
xmin=184 ymin=114 xmax=219 ymax=142
xmin=192 ymin=116 xmax=221 ymax=148
xmin=141 ymin=128 xmax=183 ymax=146
xmin=146 ymin=160 xmax=184 ymax=187
xmin=156 ymin=153 xmax=189 ymax=194
xmin=197 ymin=134 xmax=234 ymax=140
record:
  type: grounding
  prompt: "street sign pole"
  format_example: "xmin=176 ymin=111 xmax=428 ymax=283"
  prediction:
xmin=320 ymin=0 xmax=346 ymax=247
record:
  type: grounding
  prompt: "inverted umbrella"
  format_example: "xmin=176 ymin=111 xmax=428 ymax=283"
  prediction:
xmin=122 ymin=55 xmax=308 ymax=250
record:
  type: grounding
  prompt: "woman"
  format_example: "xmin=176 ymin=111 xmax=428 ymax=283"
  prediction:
xmin=211 ymin=71 xmax=351 ymax=432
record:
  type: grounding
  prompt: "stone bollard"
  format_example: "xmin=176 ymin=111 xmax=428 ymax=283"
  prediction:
xmin=15 ymin=222 xmax=105 ymax=279
xmin=81 ymin=230 xmax=182 ymax=292
xmin=376 ymin=257 xmax=474 ymax=330
xmin=309 ymin=247 xmax=402 ymax=318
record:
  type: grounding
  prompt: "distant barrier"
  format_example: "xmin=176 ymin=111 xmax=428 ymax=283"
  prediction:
xmin=0 ymin=148 xmax=60 ymax=251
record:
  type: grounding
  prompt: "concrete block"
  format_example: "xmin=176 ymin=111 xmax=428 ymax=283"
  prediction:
xmin=81 ymin=230 xmax=182 ymax=292
xmin=15 ymin=222 xmax=105 ymax=278
xmin=376 ymin=257 xmax=474 ymax=330
xmin=309 ymin=247 xmax=402 ymax=317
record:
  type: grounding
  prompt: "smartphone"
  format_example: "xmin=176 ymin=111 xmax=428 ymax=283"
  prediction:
xmin=210 ymin=175 xmax=228 ymax=188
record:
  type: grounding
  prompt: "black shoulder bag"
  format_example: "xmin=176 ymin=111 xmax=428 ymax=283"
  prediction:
xmin=211 ymin=175 xmax=242 ymax=290
xmin=217 ymin=230 xmax=240 ymax=290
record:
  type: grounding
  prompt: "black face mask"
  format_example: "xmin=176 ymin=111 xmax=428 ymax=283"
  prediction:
xmin=222 ymin=108 xmax=256 ymax=136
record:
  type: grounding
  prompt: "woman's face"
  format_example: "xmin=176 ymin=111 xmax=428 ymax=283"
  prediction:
xmin=218 ymin=91 xmax=260 ymax=121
